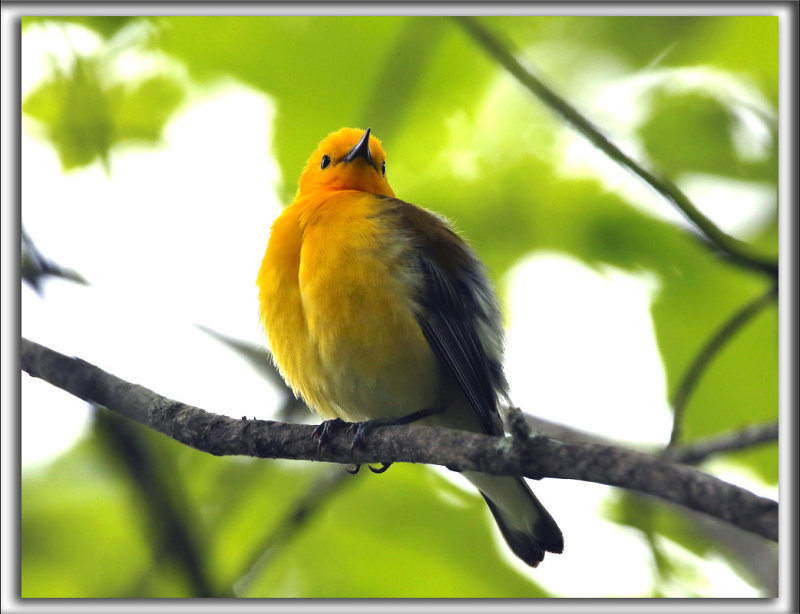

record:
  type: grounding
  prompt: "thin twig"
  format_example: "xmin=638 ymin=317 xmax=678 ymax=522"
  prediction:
xmin=195 ymin=324 xmax=307 ymax=421
xmin=668 ymin=285 xmax=778 ymax=447
xmin=21 ymin=337 xmax=778 ymax=541
xmin=664 ymin=422 xmax=778 ymax=465
xmin=452 ymin=16 xmax=778 ymax=278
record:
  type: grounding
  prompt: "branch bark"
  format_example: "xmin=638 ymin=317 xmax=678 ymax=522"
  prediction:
xmin=21 ymin=337 xmax=778 ymax=542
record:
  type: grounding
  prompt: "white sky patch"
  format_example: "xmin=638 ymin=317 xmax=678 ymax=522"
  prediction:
xmin=21 ymin=372 xmax=94 ymax=472
xmin=22 ymin=74 xmax=285 ymax=468
xmin=23 ymin=277 xmax=282 ymax=423
xmin=504 ymin=251 xmax=672 ymax=448
xmin=23 ymin=80 xmax=281 ymax=342
xmin=21 ymin=284 xmax=94 ymax=471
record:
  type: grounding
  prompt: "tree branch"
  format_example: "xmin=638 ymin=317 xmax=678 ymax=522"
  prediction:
xmin=452 ymin=16 xmax=779 ymax=278
xmin=21 ymin=337 xmax=778 ymax=542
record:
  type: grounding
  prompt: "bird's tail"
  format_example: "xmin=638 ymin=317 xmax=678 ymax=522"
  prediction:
xmin=464 ymin=471 xmax=563 ymax=567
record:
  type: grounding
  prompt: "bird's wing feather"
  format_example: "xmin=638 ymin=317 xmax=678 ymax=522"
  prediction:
xmin=384 ymin=197 xmax=505 ymax=436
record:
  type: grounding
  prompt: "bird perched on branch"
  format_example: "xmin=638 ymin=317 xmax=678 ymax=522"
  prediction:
xmin=257 ymin=127 xmax=563 ymax=566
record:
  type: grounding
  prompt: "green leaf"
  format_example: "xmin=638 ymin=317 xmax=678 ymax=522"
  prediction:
xmin=23 ymin=57 xmax=185 ymax=171
xmin=23 ymin=58 xmax=114 ymax=170
xmin=110 ymin=76 xmax=185 ymax=143
xmin=639 ymin=91 xmax=776 ymax=182
xmin=640 ymin=93 xmax=739 ymax=177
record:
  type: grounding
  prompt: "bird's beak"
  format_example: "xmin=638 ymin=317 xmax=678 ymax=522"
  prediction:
xmin=343 ymin=128 xmax=373 ymax=166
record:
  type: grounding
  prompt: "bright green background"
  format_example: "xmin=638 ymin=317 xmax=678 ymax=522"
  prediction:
xmin=21 ymin=16 xmax=779 ymax=598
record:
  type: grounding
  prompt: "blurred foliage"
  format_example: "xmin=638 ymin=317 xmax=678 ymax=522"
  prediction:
xmin=639 ymin=91 xmax=777 ymax=182
xmin=21 ymin=15 xmax=779 ymax=597
xmin=22 ymin=17 xmax=184 ymax=171
xmin=22 ymin=410 xmax=546 ymax=597
xmin=22 ymin=58 xmax=183 ymax=170
xmin=22 ymin=16 xmax=137 ymax=39
xmin=607 ymin=490 xmax=777 ymax=596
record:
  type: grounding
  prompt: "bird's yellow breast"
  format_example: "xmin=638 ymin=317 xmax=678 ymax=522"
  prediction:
xmin=257 ymin=190 xmax=440 ymax=421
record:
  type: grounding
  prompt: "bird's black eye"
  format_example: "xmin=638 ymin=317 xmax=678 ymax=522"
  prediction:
xmin=381 ymin=161 xmax=386 ymax=176
xmin=321 ymin=155 xmax=331 ymax=169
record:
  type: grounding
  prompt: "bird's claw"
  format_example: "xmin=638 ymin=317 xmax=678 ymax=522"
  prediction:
xmin=369 ymin=462 xmax=393 ymax=474
xmin=314 ymin=408 xmax=439 ymax=470
xmin=344 ymin=462 xmax=391 ymax=475
xmin=348 ymin=419 xmax=381 ymax=454
xmin=312 ymin=418 xmax=348 ymax=454
xmin=312 ymin=419 xmax=392 ymax=474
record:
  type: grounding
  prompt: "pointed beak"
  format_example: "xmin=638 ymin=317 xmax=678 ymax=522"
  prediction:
xmin=342 ymin=128 xmax=373 ymax=166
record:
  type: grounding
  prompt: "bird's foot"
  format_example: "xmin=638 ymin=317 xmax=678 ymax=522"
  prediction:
xmin=314 ymin=407 xmax=442 ymax=474
xmin=348 ymin=406 xmax=442 ymax=451
xmin=312 ymin=418 xmax=349 ymax=454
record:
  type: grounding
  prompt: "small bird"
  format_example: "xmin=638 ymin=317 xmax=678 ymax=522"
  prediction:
xmin=257 ymin=127 xmax=563 ymax=566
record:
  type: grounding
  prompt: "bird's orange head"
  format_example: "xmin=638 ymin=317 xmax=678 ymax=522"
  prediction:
xmin=296 ymin=127 xmax=395 ymax=199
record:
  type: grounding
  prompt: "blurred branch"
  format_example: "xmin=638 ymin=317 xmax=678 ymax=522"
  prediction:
xmin=233 ymin=467 xmax=357 ymax=596
xmin=453 ymin=16 xmax=779 ymax=279
xmin=21 ymin=337 xmax=778 ymax=542
xmin=195 ymin=324 xmax=307 ymax=421
xmin=94 ymin=409 xmax=225 ymax=598
xmin=504 ymin=406 xmax=613 ymax=447
xmin=510 ymin=406 xmax=777 ymax=466
xmin=668 ymin=285 xmax=778 ymax=448
xmin=22 ymin=226 xmax=87 ymax=292
xmin=664 ymin=421 xmax=778 ymax=465
xmin=194 ymin=324 xmax=284 ymax=390
xmin=616 ymin=489 xmax=778 ymax=597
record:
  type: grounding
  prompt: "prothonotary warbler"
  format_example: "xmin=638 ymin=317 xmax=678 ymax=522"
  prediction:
xmin=257 ymin=127 xmax=563 ymax=566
